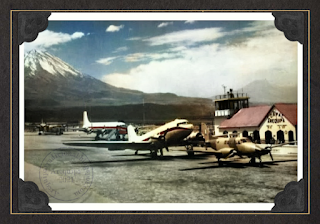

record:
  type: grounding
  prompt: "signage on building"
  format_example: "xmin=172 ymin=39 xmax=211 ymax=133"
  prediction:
xmin=267 ymin=110 xmax=285 ymax=123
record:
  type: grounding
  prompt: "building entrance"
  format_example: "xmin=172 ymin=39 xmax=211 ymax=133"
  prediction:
xmin=277 ymin=130 xmax=285 ymax=143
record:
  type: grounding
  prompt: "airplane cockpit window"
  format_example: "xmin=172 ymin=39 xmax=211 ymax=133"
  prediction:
xmin=177 ymin=121 xmax=187 ymax=126
xmin=240 ymin=139 xmax=247 ymax=143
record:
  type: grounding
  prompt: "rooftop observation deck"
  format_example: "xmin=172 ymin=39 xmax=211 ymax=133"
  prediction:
xmin=214 ymin=92 xmax=250 ymax=117
xmin=214 ymin=92 xmax=249 ymax=102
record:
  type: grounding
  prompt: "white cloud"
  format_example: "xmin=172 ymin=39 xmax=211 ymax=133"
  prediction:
xmin=126 ymin=37 xmax=142 ymax=41
xmin=102 ymin=24 xmax=297 ymax=98
xmin=145 ymin=27 xmax=225 ymax=46
xmin=123 ymin=52 xmax=180 ymax=62
xmin=157 ymin=22 xmax=173 ymax=28
xmin=24 ymin=30 xmax=85 ymax=51
xmin=106 ymin=25 xmax=124 ymax=32
xmin=71 ymin=32 xmax=85 ymax=39
xmin=112 ymin=46 xmax=128 ymax=53
xmin=124 ymin=53 xmax=146 ymax=62
xmin=185 ymin=20 xmax=195 ymax=24
xmin=96 ymin=57 xmax=118 ymax=65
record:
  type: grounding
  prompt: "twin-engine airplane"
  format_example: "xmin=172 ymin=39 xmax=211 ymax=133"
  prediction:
xmin=63 ymin=119 xmax=194 ymax=157
xmin=78 ymin=111 xmax=127 ymax=140
xmin=36 ymin=120 xmax=65 ymax=135
xmin=186 ymin=123 xmax=294 ymax=166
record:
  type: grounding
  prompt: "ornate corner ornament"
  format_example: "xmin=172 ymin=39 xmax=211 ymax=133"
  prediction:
xmin=18 ymin=11 xmax=51 ymax=45
xmin=18 ymin=179 xmax=52 ymax=212
xmin=272 ymin=11 xmax=304 ymax=45
xmin=272 ymin=179 xmax=304 ymax=212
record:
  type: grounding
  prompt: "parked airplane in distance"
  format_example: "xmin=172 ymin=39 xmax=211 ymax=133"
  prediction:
xmin=35 ymin=119 xmax=65 ymax=135
xmin=78 ymin=111 xmax=127 ymax=140
xmin=63 ymin=119 xmax=194 ymax=157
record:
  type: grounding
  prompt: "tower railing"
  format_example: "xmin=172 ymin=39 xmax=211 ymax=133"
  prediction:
xmin=215 ymin=92 xmax=248 ymax=100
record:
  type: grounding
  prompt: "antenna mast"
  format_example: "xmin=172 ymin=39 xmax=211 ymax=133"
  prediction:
xmin=222 ymin=85 xmax=227 ymax=94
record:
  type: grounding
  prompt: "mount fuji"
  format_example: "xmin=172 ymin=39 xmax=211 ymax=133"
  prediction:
xmin=24 ymin=50 xmax=212 ymax=109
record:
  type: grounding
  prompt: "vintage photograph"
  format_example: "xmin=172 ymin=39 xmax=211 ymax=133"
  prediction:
xmin=20 ymin=12 xmax=301 ymax=210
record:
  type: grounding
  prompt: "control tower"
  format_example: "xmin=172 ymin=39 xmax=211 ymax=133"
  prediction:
xmin=214 ymin=88 xmax=249 ymax=135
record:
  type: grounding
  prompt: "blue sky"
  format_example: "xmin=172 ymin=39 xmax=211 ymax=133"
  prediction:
xmin=24 ymin=20 xmax=298 ymax=98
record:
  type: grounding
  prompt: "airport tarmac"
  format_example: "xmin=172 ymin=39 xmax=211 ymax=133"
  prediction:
xmin=23 ymin=132 xmax=298 ymax=204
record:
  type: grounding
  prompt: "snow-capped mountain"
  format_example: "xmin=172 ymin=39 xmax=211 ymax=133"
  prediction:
xmin=24 ymin=50 xmax=211 ymax=109
xmin=25 ymin=50 xmax=83 ymax=77
xmin=24 ymin=50 xmax=143 ymax=108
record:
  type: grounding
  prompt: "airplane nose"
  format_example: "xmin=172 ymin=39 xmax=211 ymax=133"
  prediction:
xmin=254 ymin=145 xmax=263 ymax=152
xmin=255 ymin=146 xmax=261 ymax=151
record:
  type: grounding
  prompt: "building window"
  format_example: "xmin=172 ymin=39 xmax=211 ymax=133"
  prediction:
xmin=253 ymin=130 xmax=260 ymax=144
xmin=223 ymin=130 xmax=228 ymax=134
xmin=265 ymin=130 xmax=272 ymax=144
xmin=242 ymin=130 xmax=248 ymax=137
xmin=288 ymin=130 xmax=295 ymax=145
xmin=277 ymin=130 xmax=285 ymax=143
xmin=233 ymin=130 xmax=237 ymax=133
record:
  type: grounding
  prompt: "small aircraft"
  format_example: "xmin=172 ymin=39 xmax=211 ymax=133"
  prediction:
xmin=78 ymin=111 xmax=127 ymax=140
xmin=63 ymin=119 xmax=194 ymax=157
xmin=36 ymin=119 xmax=65 ymax=135
xmin=185 ymin=123 xmax=293 ymax=166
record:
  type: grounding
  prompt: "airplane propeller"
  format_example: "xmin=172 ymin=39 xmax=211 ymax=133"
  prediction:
xmin=265 ymin=146 xmax=274 ymax=161
xmin=151 ymin=129 xmax=170 ymax=156
xmin=225 ymin=149 xmax=237 ymax=159
xmin=255 ymin=144 xmax=273 ymax=161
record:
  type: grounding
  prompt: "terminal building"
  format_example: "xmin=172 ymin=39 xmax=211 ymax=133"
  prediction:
xmin=214 ymin=89 xmax=297 ymax=144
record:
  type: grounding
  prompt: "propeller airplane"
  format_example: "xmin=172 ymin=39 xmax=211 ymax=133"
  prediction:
xmin=63 ymin=118 xmax=194 ymax=158
xmin=184 ymin=123 xmax=295 ymax=166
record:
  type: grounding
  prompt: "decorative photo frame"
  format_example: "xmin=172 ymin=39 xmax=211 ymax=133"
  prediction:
xmin=11 ymin=10 xmax=309 ymax=215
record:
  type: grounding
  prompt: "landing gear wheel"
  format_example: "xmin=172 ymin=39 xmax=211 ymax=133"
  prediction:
xmin=249 ymin=157 xmax=256 ymax=164
xmin=151 ymin=150 xmax=158 ymax=159
xmin=186 ymin=145 xmax=194 ymax=156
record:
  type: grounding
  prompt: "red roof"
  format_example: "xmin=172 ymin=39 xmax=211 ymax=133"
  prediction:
xmin=219 ymin=105 xmax=272 ymax=129
xmin=274 ymin=103 xmax=297 ymax=125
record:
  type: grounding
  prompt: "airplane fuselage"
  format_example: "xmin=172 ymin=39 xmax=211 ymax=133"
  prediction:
xmin=207 ymin=136 xmax=262 ymax=157
xmin=134 ymin=119 xmax=193 ymax=145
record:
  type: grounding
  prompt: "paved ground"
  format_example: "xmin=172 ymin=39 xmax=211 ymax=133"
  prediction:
xmin=24 ymin=132 xmax=298 ymax=203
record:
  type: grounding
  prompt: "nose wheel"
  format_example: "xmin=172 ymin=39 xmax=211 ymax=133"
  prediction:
xmin=185 ymin=144 xmax=194 ymax=156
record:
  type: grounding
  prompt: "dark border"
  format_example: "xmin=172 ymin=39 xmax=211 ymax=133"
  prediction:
xmin=4 ymin=2 xmax=317 ymax=224
xmin=14 ymin=10 xmax=309 ymax=214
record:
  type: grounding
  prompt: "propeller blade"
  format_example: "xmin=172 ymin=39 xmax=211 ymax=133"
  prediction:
xmin=226 ymin=149 xmax=236 ymax=158
xmin=269 ymin=151 xmax=274 ymax=161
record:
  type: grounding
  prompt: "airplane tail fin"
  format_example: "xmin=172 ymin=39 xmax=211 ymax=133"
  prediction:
xmin=127 ymin=125 xmax=138 ymax=142
xmin=83 ymin=111 xmax=91 ymax=128
xmin=201 ymin=123 xmax=211 ymax=142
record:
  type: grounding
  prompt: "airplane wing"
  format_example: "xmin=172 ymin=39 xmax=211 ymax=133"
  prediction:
xmin=63 ymin=140 xmax=152 ymax=151
xmin=174 ymin=147 xmax=236 ymax=157
xmin=265 ymin=141 xmax=297 ymax=149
